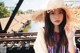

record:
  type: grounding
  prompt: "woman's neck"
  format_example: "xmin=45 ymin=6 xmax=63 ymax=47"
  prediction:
xmin=54 ymin=25 xmax=59 ymax=33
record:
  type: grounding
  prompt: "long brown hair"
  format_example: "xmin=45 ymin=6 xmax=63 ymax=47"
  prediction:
xmin=44 ymin=8 xmax=68 ymax=47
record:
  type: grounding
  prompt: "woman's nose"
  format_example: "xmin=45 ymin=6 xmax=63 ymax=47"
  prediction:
xmin=55 ymin=15 xmax=59 ymax=18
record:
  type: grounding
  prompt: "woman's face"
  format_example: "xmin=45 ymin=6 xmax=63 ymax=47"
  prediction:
xmin=49 ymin=8 xmax=64 ymax=26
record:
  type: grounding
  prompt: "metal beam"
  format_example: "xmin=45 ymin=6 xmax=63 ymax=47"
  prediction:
xmin=4 ymin=0 xmax=24 ymax=33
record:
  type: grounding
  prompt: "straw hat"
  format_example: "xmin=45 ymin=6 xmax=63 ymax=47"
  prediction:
xmin=30 ymin=0 xmax=80 ymax=28
xmin=31 ymin=0 xmax=71 ymax=21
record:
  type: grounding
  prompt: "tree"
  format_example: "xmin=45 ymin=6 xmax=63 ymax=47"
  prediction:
xmin=78 ymin=6 xmax=80 ymax=9
xmin=17 ymin=10 xmax=24 ymax=15
xmin=0 ymin=2 xmax=10 ymax=18
xmin=26 ymin=9 xmax=35 ymax=14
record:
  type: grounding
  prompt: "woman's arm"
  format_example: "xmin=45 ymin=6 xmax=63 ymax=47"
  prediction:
xmin=68 ymin=38 xmax=77 ymax=53
xmin=33 ymin=28 xmax=48 ymax=53
xmin=64 ymin=24 xmax=77 ymax=53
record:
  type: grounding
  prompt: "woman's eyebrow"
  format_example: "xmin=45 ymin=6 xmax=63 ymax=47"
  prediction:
xmin=50 ymin=10 xmax=54 ymax=13
xmin=59 ymin=9 xmax=64 ymax=12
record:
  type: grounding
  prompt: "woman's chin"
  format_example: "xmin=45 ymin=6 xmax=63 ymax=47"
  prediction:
xmin=54 ymin=23 xmax=61 ymax=26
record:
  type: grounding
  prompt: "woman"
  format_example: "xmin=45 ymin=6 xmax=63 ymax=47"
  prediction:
xmin=33 ymin=0 xmax=78 ymax=53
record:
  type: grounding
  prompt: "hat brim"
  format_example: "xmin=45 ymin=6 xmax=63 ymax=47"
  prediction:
xmin=30 ymin=7 xmax=80 ymax=28
xmin=30 ymin=6 xmax=72 ymax=22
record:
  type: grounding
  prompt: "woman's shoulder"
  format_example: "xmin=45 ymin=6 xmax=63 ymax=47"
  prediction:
xmin=36 ymin=27 xmax=45 ymax=41
xmin=38 ymin=27 xmax=45 ymax=33
xmin=37 ymin=27 xmax=45 ymax=37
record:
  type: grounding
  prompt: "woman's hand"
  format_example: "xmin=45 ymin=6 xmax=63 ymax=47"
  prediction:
xmin=64 ymin=23 xmax=76 ymax=41
xmin=64 ymin=23 xmax=77 ymax=53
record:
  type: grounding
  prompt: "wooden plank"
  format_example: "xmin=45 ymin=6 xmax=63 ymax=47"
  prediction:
xmin=0 ymin=37 xmax=36 ymax=41
xmin=0 ymin=32 xmax=37 ymax=36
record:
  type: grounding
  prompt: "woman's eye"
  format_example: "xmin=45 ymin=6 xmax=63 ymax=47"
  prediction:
xmin=50 ymin=12 xmax=54 ymax=14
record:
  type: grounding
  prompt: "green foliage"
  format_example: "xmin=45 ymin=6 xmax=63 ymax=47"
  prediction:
xmin=17 ymin=10 xmax=24 ymax=15
xmin=78 ymin=6 xmax=80 ymax=9
xmin=26 ymin=9 xmax=35 ymax=14
xmin=0 ymin=2 xmax=10 ymax=18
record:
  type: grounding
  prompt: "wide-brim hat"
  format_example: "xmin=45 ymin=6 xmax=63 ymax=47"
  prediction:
xmin=30 ymin=0 xmax=80 ymax=28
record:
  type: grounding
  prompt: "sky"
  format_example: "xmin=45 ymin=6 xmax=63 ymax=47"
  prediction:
xmin=0 ymin=0 xmax=80 ymax=11
xmin=28 ymin=21 xmax=44 ymax=32
xmin=0 ymin=0 xmax=49 ymax=11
